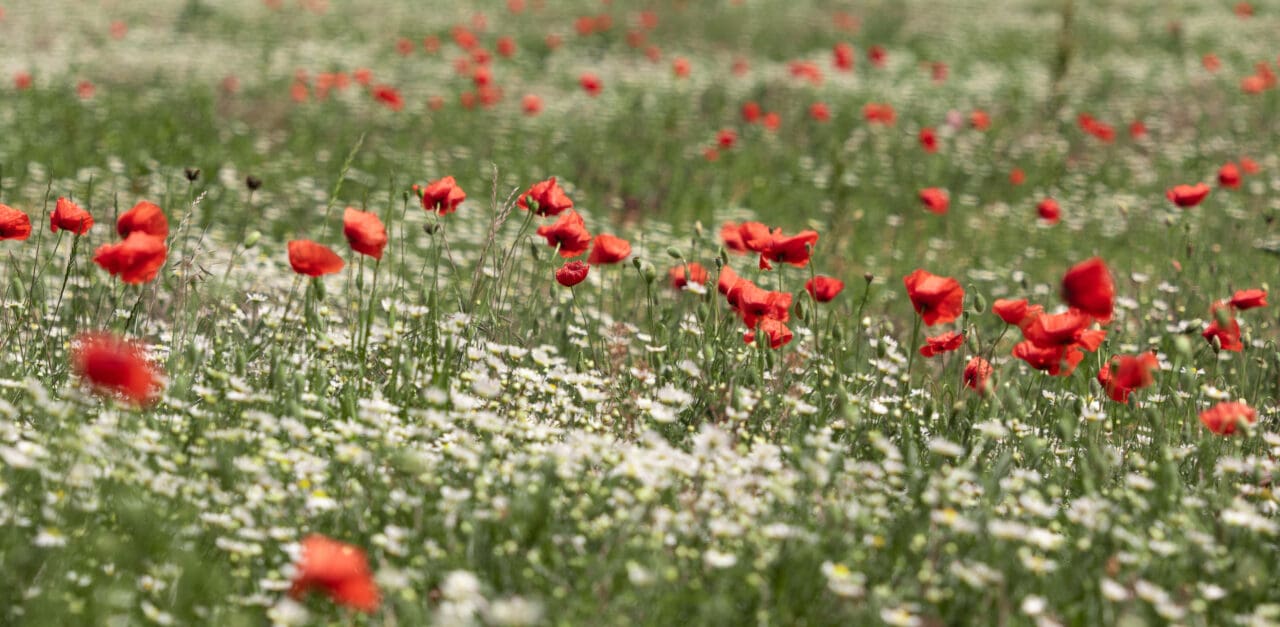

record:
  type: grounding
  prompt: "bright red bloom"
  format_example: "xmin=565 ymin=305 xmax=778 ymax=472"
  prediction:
xmin=522 ymin=93 xmax=543 ymax=115
xmin=396 ymin=37 xmax=414 ymax=56
xmin=761 ymin=112 xmax=781 ymax=131
xmin=669 ymin=262 xmax=709 ymax=289
xmin=736 ymin=222 xmax=773 ymax=254
xmin=1203 ymin=305 xmax=1243 ymax=351
xmin=93 ymin=232 xmax=167 ymax=284
xmin=919 ymin=127 xmax=938 ymax=153
xmin=288 ymin=240 xmax=345 ymax=277
xmin=496 ymin=36 xmax=516 ymax=57
xmin=421 ymin=176 xmax=466 ymax=214
xmin=759 ymin=230 xmax=819 ymax=269
xmin=868 ymin=45 xmax=887 ymax=67
xmin=289 ymin=534 xmax=380 ymax=613
xmin=672 ymin=57 xmax=691 ymax=78
xmin=555 ymin=260 xmax=590 ymax=287
xmin=736 ymin=285 xmax=792 ymax=328
xmin=1203 ymin=53 xmax=1221 ymax=72
xmin=1061 ymin=257 xmax=1114 ymax=323
xmin=536 ymin=210 xmax=591 ymax=257
xmin=77 ymin=80 xmax=96 ymax=100
xmin=805 ymin=276 xmax=844 ymax=302
xmin=50 ymin=197 xmax=94 ymax=234
xmin=788 ymin=61 xmax=823 ymax=85
xmin=587 ymin=234 xmax=631 ymax=264
xmin=372 ymin=85 xmax=403 ymax=111
xmin=1166 ymin=183 xmax=1210 ymax=207
xmin=717 ymin=265 xmax=743 ymax=298
xmin=920 ymin=331 xmax=964 ymax=357
xmin=343 ymin=208 xmax=388 ymax=260
xmin=1239 ymin=157 xmax=1260 ymax=174
xmin=963 ymin=356 xmax=993 ymax=395
xmin=1218 ymin=163 xmax=1241 ymax=189
xmin=1077 ymin=113 xmax=1115 ymax=143
xmin=744 ymin=317 xmax=793 ymax=349
xmin=833 ymin=42 xmax=855 ymax=71
xmin=14 ymin=71 xmax=31 ymax=90
xmin=969 ymin=110 xmax=991 ymax=131
xmin=117 ymin=201 xmax=168 ymax=238
xmin=992 ymin=299 xmax=1042 ymax=327
xmin=1013 ymin=340 xmax=1084 ymax=377
xmin=1022 ymin=309 xmax=1102 ymax=350
xmin=1230 ymin=289 xmax=1267 ymax=310
xmin=1037 ymin=198 xmax=1061 ymax=224
xmin=1097 ymin=353 xmax=1157 ymax=403
xmin=919 ymin=188 xmax=949 ymax=214
xmin=1009 ymin=168 xmax=1026 ymax=186
xmin=741 ymin=101 xmax=761 ymax=124
xmin=903 ymin=269 xmax=964 ymax=326
xmin=863 ymin=102 xmax=895 ymax=125
xmin=1199 ymin=401 xmax=1257 ymax=435
xmin=73 ymin=332 xmax=160 ymax=405
xmin=717 ymin=129 xmax=737 ymax=149
xmin=1235 ymin=2 xmax=1254 ymax=17
xmin=579 ymin=73 xmax=602 ymax=97
xmin=518 ymin=177 xmax=574 ymax=216
xmin=0 ymin=204 xmax=32 ymax=240
xmin=720 ymin=222 xmax=748 ymax=254
xmin=353 ymin=68 xmax=372 ymax=85
xmin=809 ymin=102 xmax=831 ymax=122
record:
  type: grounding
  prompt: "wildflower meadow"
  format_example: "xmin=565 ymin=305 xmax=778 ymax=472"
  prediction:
xmin=1 ymin=0 xmax=1279 ymax=625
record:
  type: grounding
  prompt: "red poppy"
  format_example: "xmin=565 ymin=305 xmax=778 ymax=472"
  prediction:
xmin=77 ymin=80 xmax=96 ymax=100
xmin=737 ymin=222 xmax=773 ymax=253
xmin=759 ymin=229 xmax=819 ymax=269
xmin=1241 ymin=75 xmax=1267 ymax=94
xmin=536 ymin=210 xmax=591 ymax=257
xmin=833 ymin=42 xmax=855 ymax=71
xmin=1037 ymin=198 xmax=1061 ymax=224
xmin=809 ymin=102 xmax=831 ymax=122
xmin=587 ymin=234 xmax=631 ymax=264
xmin=471 ymin=66 xmax=493 ymax=87
xmin=969 ymin=110 xmax=991 ymax=131
xmin=1218 ymin=163 xmax=1241 ymax=189
xmin=903 ymin=269 xmax=964 ymax=326
xmin=50 ymin=197 xmax=94 ymax=234
xmin=1012 ymin=340 xmax=1084 ymax=377
xmin=1021 ymin=309 xmax=1105 ymax=351
xmin=741 ymin=101 xmax=761 ymax=124
xmin=372 ymin=85 xmax=403 ymax=111
xmin=1239 ymin=157 xmax=1260 ymax=174
xmin=930 ymin=61 xmax=948 ymax=83
xmin=496 ymin=36 xmax=516 ymax=57
xmin=963 ymin=357 xmax=992 ymax=394
xmin=721 ymin=222 xmax=748 ymax=254
xmin=519 ymin=94 xmax=543 ymax=116
xmin=1235 ymin=2 xmax=1254 ymax=17
xmin=761 ymin=112 xmax=781 ymax=131
xmin=93 ymin=232 xmax=167 ymax=284
xmin=919 ymin=188 xmax=949 ymax=214
xmin=1009 ymin=168 xmax=1026 ymax=186
xmin=343 ymin=208 xmax=388 ymax=260
xmin=289 ymin=534 xmax=380 ymax=613
xmin=1097 ymin=353 xmax=1157 ymax=403
xmin=920 ymin=331 xmax=964 ymax=357
xmin=805 ymin=276 xmax=844 ymax=302
xmin=669 ymin=262 xmax=709 ymax=289
xmin=1203 ymin=53 xmax=1221 ymax=72
xmin=744 ymin=317 xmax=793 ymax=349
xmin=555 ymin=260 xmax=590 ymax=287
xmin=731 ymin=57 xmax=750 ymax=76
xmin=672 ymin=57 xmax=691 ymax=78
xmin=868 ymin=45 xmax=887 ymax=67
xmin=517 ymin=177 xmax=574 ymax=216
xmin=992 ymin=299 xmax=1042 ymax=327
xmin=717 ymin=129 xmax=737 ymax=149
xmin=453 ymin=25 xmax=479 ymax=49
xmin=863 ymin=102 xmax=896 ymax=125
xmin=788 ymin=61 xmax=823 ymax=85
xmin=1198 ymin=401 xmax=1257 ymax=435
xmin=14 ymin=71 xmax=32 ymax=90
xmin=703 ymin=148 xmax=720 ymax=162
xmin=1061 ymin=257 xmax=1114 ymax=323
xmin=1230 ymin=289 xmax=1267 ymax=310
xmin=353 ymin=68 xmax=372 ymax=85
xmin=0 ymin=204 xmax=32 ymax=240
xmin=717 ymin=265 xmax=743 ymax=297
xmin=73 ymin=332 xmax=160 ymax=405
xmin=1203 ymin=305 xmax=1243 ymax=352
xmin=288 ymin=240 xmax=345 ymax=277
xmin=421 ymin=176 xmax=466 ymax=214
xmin=919 ymin=127 xmax=938 ymax=153
xmin=395 ymin=37 xmax=414 ymax=56
xmin=1077 ymin=113 xmax=1115 ymax=143
xmin=423 ymin=36 xmax=441 ymax=54
xmin=1166 ymin=183 xmax=1210 ymax=207
xmin=736 ymin=285 xmax=792 ymax=328
xmin=579 ymin=73 xmax=602 ymax=97
xmin=117 ymin=201 xmax=168 ymax=238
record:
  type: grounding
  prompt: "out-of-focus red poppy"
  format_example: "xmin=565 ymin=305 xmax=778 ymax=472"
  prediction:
xmin=717 ymin=129 xmax=737 ymax=149
xmin=1218 ymin=163 xmax=1241 ymax=189
xmin=720 ymin=222 xmax=748 ymax=254
xmin=0 ymin=204 xmax=31 ymax=240
xmin=669 ymin=262 xmax=709 ymax=289
xmin=536 ymin=210 xmax=591 ymax=257
xmin=919 ymin=127 xmax=938 ymax=153
xmin=1166 ymin=183 xmax=1210 ymax=207
xmin=289 ymin=534 xmax=380 ymax=613
xmin=579 ymin=72 xmax=602 ymax=96
xmin=833 ymin=42 xmax=855 ymax=71
xmin=372 ymin=85 xmax=404 ymax=111
xmin=805 ymin=276 xmax=844 ymax=302
xmin=1203 ymin=303 xmax=1243 ymax=351
xmin=221 ymin=75 xmax=240 ymax=94
xmin=759 ymin=229 xmax=819 ymax=269
xmin=555 ymin=260 xmax=590 ymax=287
xmin=992 ymin=298 xmax=1042 ymax=328
xmin=496 ymin=36 xmax=516 ymax=57
xmin=14 ymin=71 xmax=32 ymax=90
xmin=1037 ymin=198 xmax=1061 ymax=224
xmin=868 ymin=45 xmax=887 ymax=67
xmin=396 ymin=37 xmax=414 ymax=56
xmin=73 ymin=332 xmax=160 ymax=405
xmin=117 ymin=201 xmax=168 ymax=238
xmin=453 ymin=25 xmax=479 ymax=49
xmin=788 ymin=61 xmax=823 ymax=85
xmin=809 ymin=102 xmax=831 ymax=122
xmin=587 ymin=234 xmax=631 ymax=264
xmin=343 ymin=208 xmax=388 ymax=260
xmin=423 ymin=36 xmax=441 ymax=54
xmin=930 ymin=62 xmax=948 ymax=83
xmin=1128 ymin=120 xmax=1147 ymax=139
xmin=545 ymin=33 xmax=563 ymax=50
xmin=353 ymin=68 xmax=372 ymax=86
xmin=903 ymin=269 xmax=964 ymax=326
xmin=741 ymin=101 xmax=761 ymax=124
xmin=421 ymin=176 xmax=466 ymax=214
xmin=919 ymin=188 xmax=949 ymax=214
xmin=428 ymin=95 xmax=446 ymax=111
xmin=672 ymin=57 xmax=691 ymax=78
xmin=1230 ymin=289 xmax=1267 ymax=310
xmin=762 ymin=112 xmax=781 ymax=131
xmin=522 ymin=94 xmax=543 ymax=115
xmin=1199 ymin=401 xmax=1257 ymax=435
xmin=1235 ymin=2 xmax=1254 ymax=17
xmin=77 ymin=80 xmax=96 ymax=100
xmin=702 ymin=148 xmax=720 ymax=162
xmin=731 ymin=57 xmax=750 ymax=76
xmin=1202 ymin=53 xmax=1221 ymax=72
xmin=1061 ymin=257 xmax=1114 ymax=323
xmin=744 ymin=317 xmax=793 ymax=349
xmin=1239 ymin=157 xmax=1260 ymax=174
xmin=1097 ymin=352 xmax=1157 ymax=403
xmin=920 ymin=331 xmax=964 ymax=357
xmin=50 ymin=197 xmax=94 ymax=234
xmin=94 ymin=232 xmax=167 ymax=284
xmin=1009 ymin=168 xmax=1026 ymax=186
xmin=963 ymin=356 xmax=993 ymax=395
xmin=863 ymin=102 xmax=895 ymax=125
xmin=288 ymin=240 xmax=345 ymax=277
xmin=969 ymin=110 xmax=991 ymax=131
xmin=518 ymin=177 xmax=574 ymax=216
xmin=1077 ymin=113 xmax=1115 ymax=143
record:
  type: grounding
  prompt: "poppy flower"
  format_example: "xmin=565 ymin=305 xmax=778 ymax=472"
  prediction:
xmin=496 ymin=36 xmax=516 ymax=57
xmin=833 ymin=42 xmax=855 ymax=71
xmin=288 ymin=240 xmax=345 ymax=277
xmin=77 ymin=80 xmax=96 ymax=100
xmin=1037 ymin=198 xmax=1061 ymax=224
xmin=1218 ymin=163 xmax=1241 ymax=189
xmin=522 ymin=94 xmax=543 ymax=115
xmin=372 ymin=85 xmax=403 ymax=111
xmin=702 ymin=148 xmax=720 ymax=162
xmin=1077 ymin=114 xmax=1115 ymax=143
xmin=717 ymin=265 xmax=743 ymax=298
xmin=669 ymin=262 xmax=709 ymax=289
xmin=1009 ymin=168 xmax=1026 ymax=186
xmin=721 ymin=222 xmax=748 ymax=254
xmin=863 ymin=102 xmax=895 ymax=125
xmin=1202 ymin=53 xmax=1221 ymax=72
xmin=289 ymin=534 xmax=380 ymax=613
xmin=555 ymin=260 xmax=590 ymax=287
xmin=1012 ymin=340 xmax=1083 ymax=377
xmin=919 ymin=127 xmax=938 ymax=153
xmin=73 ymin=332 xmax=160 ymax=405
xmin=342 ymin=208 xmax=388 ymax=260
xmin=759 ymin=229 xmax=819 ymax=269
xmin=1241 ymin=75 xmax=1268 ymax=94
xmin=919 ymin=331 xmax=964 ymax=357
xmin=14 ymin=71 xmax=32 ymax=90
xmin=805 ymin=276 xmax=844 ymax=302
xmin=421 ymin=176 xmax=466 ymax=214
xmin=50 ymin=197 xmax=94 ymax=234
xmin=1166 ymin=183 xmax=1210 ymax=207
xmin=1097 ymin=353 xmax=1157 ymax=403
xmin=672 ymin=57 xmax=691 ymax=78
xmin=963 ymin=356 xmax=993 ymax=394
xmin=1198 ymin=401 xmax=1257 ymax=435
xmin=396 ymin=37 xmax=414 ymax=56
xmin=744 ymin=317 xmax=793 ymax=349
xmin=736 ymin=285 xmax=792 ymax=328
xmin=1229 ymin=289 xmax=1267 ymax=310
xmin=587 ymin=234 xmax=631 ymax=264
xmin=353 ymin=68 xmax=372 ymax=85
xmin=761 ymin=112 xmax=781 ymax=131
xmin=903 ymin=269 xmax=964 ymax=326
xmin=1022 ymin=309 xmax=1104 ymax=351
xmin=992 ymin=299 xmax=1042 ymax=327
xmin=535 ymin=210 xmax=591 ymax=257
xmin=741 ymin=101 xmax=761 ymax=124
xmin=930 ymin=62 xmax=948 ymax=83
xmin=117 ymin=201 xmax=169 ymax=238
xmin=809 ymin=102 xmax=831 ymax=122
xmin=518 ymin=177 xmax=574 ymax=216
xmin=717 ymin=129 xmax=737 ymax=149
xmin=788 ymin=61 xmax=823 ymax=85
xmin=1235 ymin=2 xmax=1254 ymax=17
xmin=0 ymin=204 xmax=32 ymax=240
xmin=423 ymin=36 xmax=441 ymax=54
xmin=93 ymin=232 xmax=167 ymax=284
xmin=731 ymin=57 xmax=750 ymax=76
xmin=969 ymin=110 xmax=991 ymax=131
xmin=1239 ymin=157 xmax=1260 ymax=174
xmin=1203 ymin=306 xmax=1243 ymax=352
xmin=868 ymin=45 xmax=887 ymax=67
xmin=1061 ymin=257 xmax=1114 ymax=323
xmin=579 ymin=73 xmax=602 ymax=97
xmin=919 ymin=188 xmax=949 ymax=214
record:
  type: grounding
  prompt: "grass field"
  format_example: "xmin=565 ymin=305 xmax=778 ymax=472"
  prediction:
xmin=1 ymin=0 xmax=1280 ymax=625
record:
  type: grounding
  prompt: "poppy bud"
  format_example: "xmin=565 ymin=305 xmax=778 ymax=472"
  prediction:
xmin=794 ymin=298 xmax=807 ymax=322
xmin=1173 ymin=335 xmax=1193 ymax=356
xmin=314 ymin=279 xmax=327 ymax=301
xmin=244 ymin=230 xmax=261 ymax=248
xmin=638 ymin=260 xmax=656 ymax=284
xmin=184 ymin=168 xmax=200 ymax=182
xmin=424 ymin=222 xmax=441 ymax=235
xmin=970 ymin=289 xmax=986 ymax=314
xmin=714 ymin=256 xmax=723 ymax=269
xmin=245 ymin=176 xmax=262 ymax=191
xmin=863 ymin=272 xmax=874 ymax=283
xmin=694 ymin=221 xmax=704 ymax=238
xmin=666 ymin=247 xmax=683 ymax=260
xmin=529 ymin=241 xmax=540 ymax=259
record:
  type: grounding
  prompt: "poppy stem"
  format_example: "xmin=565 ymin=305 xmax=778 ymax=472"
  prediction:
xmin=53 ymin=233 xmax=82 ymax=319
xmin=905 ymin=314 xmax=923 ymax=382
